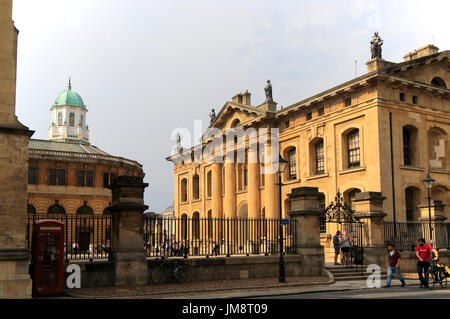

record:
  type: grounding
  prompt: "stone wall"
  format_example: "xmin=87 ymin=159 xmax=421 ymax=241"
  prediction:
xmin=147 ymin=253 xmax=325 ymax=284
xmin=65 ymin=261 xmax=114 ymax=288
xmin=391 ymin=249 xmax=450 ymax=273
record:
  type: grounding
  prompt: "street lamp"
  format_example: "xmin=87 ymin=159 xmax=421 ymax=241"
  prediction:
xmin=274 ymin=154 xmax=288 ymax=283
xmin=422 ymin=171 xmax=435 ymax=246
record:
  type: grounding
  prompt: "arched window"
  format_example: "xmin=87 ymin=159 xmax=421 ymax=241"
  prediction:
xmin=431 ymin=77 xmax=447 ymax=88
xmin=403 ymin=126 xmax=418 ymax=166
xmin=287 ymin=148 xmax=297 ymax=180
xmin=344 ymin=188 xmax=361 ymax=210
xmin=192 ymin=174 xmax=199 ymax=200
xmin=180 ymin=178 xmax=188 ymax=202
xmin=405 ymin=187 xmax=420 ymax=221
xmin=77 ymin=205 xmax=93 ymax=215
xmin=80 ymin=115 xmax=84 ymax=126
xmin=58 ymin=112 xmax=63 ymax=126
xmin=230 ymin=119 xmax=241 ymax=129
xmin=347 ymin=129 xmax=360 ymax=168
xmin=207 ymin=210 xmax=212 ymax=239
xmin=69 ymin=113 xmax=75 ymax=126
xmin=315 ymin=139 xmax=324 ymax=174
xmin=27 ymin=204 xmax=36 ymax=215
xmin=181 ymin=213 xmax=188 ymax=239
xmin=48 ymin=204 xmax=65 ymax=215
xmin=206 ymin=171 xmax=212 ymax=197
xmin=192 ymin=212 xmax=200 ymax=240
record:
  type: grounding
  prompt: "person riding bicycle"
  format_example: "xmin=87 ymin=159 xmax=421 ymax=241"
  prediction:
xmin=416 ymin=238 xmax=439 ymax=288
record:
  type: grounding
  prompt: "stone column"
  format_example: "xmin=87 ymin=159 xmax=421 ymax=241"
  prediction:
xmin=223 ymin=160 xmax=236 ymax=218
xmin=287 ymin=187 xmax=325 ymax=276
xmin=264 ymin=143 xmax=278 ymax=219
xmin=247 ymin=146 xmax=260 ymax=219
xmin=109 ymin=176 xmax=149 ymax=286
xmin=211 ymin=162 xmax=223 ymax=218
xmin=0 ymin=0 xmax=33 ymax=298
xmin=353 ymin=192 xmax=387 ymax=267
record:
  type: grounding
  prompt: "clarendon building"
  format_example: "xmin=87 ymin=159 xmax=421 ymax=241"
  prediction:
xmin=26 ymin=82 xmax=144 ymax=248
xmin=167 ymin=44 xmax=450 ymax=234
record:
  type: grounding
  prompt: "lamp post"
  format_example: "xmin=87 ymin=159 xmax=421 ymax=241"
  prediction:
xmin=422 ymin=171 xmax=435 ymax=246
xmin=275 ymin=154 xmax=288 ymax=283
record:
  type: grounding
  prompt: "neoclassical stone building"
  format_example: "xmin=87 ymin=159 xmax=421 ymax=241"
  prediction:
xmin=167 ymin=43 xmax=450 ymax=226
xmin=27 ymin=82 xmax=144 ymax=216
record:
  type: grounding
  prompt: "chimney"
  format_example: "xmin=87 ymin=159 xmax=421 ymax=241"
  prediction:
xmin=404 ymin=44 xmax=439 ymax=61
xmin=242 ymin=90 xmax=251 ymax=105
xmin=232 ymin=92 xmax=243 ymax=104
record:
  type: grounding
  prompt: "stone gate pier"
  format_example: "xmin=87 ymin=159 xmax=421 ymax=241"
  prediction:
xmin=287 ymin=187 xmax=325 ymax=276
xmin=109 ymin=176 xmax=149 ymax=286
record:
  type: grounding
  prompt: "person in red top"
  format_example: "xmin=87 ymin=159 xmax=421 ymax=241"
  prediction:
xmin=416 ymin=238 xmax=439 ymax=288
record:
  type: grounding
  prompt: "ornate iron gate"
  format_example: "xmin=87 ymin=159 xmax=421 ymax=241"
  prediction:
xmin=322 ymin=190 xmax=365 ymax=272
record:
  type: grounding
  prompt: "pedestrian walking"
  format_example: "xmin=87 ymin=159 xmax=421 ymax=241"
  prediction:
xmin=341 ymin=231 xmax=351 ymax=266
xmin=383 ymin=243 xmax=406 ymax=288
xmin=333 ymin=230 xmax=341 ymax=265
xmin=416 ymin=238 xmax=439 ymax=288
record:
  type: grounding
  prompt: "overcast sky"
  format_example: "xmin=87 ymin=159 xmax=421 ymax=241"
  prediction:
xmin=12 ymin=0 xmax=450 ymax=213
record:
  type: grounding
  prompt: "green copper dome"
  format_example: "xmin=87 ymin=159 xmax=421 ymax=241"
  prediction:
xmin=53 ymin=80 xmax=87 ymax=109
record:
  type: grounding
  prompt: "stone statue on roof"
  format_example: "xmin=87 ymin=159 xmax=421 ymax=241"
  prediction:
xmin=209 ymin=108 xmax=216 ymax=123
xmin=370 ymin=32 xmax=383 ymax=59
xmin=264 ymin=80 xmax=273 ymax=102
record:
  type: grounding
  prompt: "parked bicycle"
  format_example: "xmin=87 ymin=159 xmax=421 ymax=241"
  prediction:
xmin=427 ymin=259 xmax=448 ymax=289
xmin=151 ymin=259 xmax=193 ymax=284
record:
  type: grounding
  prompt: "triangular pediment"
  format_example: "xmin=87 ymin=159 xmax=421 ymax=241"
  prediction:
xmin=208 ymin=101 xmax=267 ymax=133
xmin=385 ymin=51 xmax=450 ymax=88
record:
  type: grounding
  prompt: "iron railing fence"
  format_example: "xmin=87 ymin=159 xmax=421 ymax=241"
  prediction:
xmin=384 ymin=221 xmax=450 ymax=252
xmin=27 ymin=215 xmax=113 ymax=261
xmin=143 ymin=216 xmax=297 ymax=258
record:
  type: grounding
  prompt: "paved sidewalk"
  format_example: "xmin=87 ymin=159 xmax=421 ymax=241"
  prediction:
xmin=65 ymin=272 xmax=422 ymax=299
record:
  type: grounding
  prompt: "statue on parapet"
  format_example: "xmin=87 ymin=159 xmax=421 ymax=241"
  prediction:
xmin=370 ymin=31 xmax=383 ymax=59
xmin=209 ymin=108 xmax=216 ymax=123
xmin=264 ymin=80 xmax=273 ymax=102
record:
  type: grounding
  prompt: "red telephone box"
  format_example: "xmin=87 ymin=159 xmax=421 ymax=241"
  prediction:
xmin=30 ymin=220 xmax=65 ymax=297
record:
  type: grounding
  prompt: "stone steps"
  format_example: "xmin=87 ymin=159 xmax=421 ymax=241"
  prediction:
xmin=326 ymin=265 xmax=388 ymax=282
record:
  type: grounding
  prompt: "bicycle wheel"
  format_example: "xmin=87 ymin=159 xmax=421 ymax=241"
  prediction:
xmin=175 ymin=266 xmax=192 ymax=283
xmin=151 ymin=267 xmax=166 ymax=284
xmin=427 ymin=270 xmax=436 ymax=289
xmin=438 ymin=270 xmax=447 ymax=288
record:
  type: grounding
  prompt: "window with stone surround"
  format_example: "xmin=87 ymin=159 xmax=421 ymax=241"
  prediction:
xmin=28 ymin=167 xmax=37 ymax=185
xmin=181 ymin=178 xmax=188 ymax=202
xmin=347 ymin=129 xmax=360 ymax=168
xmin=193 ymin=174 xmax=200 ymax=200
xmin=288 ymin=148 xmax=297 ymax=180
xmin=49 ymin=168 xmax=66 ymax=186
xmin=315 ymin=139 xmax=325 ymax=174
xmin=69 ymin=113 xmax=75 ymax=126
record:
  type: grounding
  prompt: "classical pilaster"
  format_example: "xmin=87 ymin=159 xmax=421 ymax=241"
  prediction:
xmin=264 ymin=143 xmax=278 ymax=218
xmin=247 ymin=146 xmax=260 ymax=218
xmin=223 ymin=160 xmax=236 ymax=218
xmin=211 ymin=162 xmax=223 ymax=218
